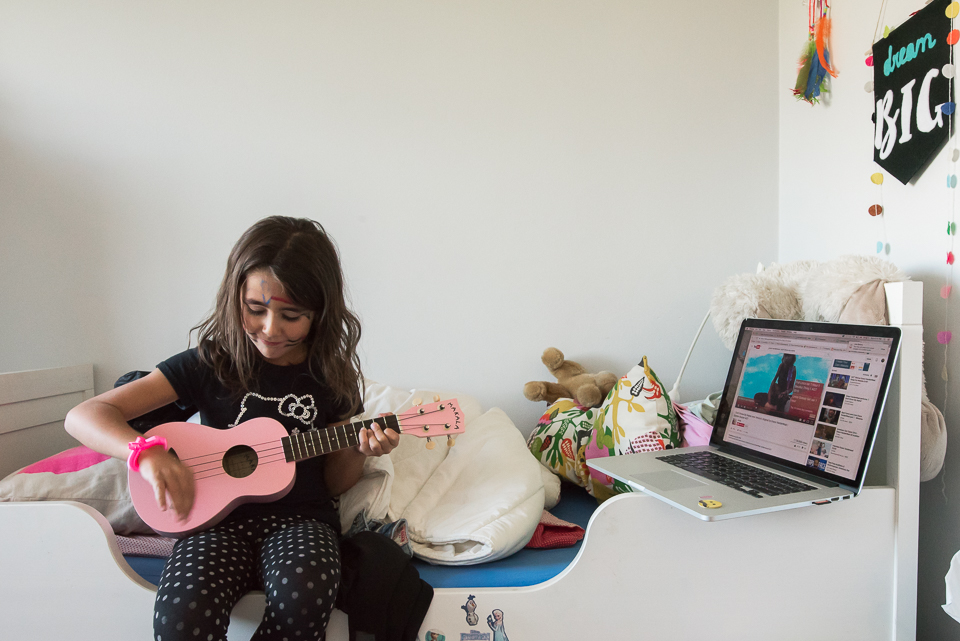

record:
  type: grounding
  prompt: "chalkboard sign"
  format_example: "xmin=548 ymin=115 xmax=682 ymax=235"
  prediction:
xmin=873 ymin=0 xmax=953 ymax=184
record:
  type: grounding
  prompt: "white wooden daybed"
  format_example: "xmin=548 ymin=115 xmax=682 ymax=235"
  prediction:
xmin=0 ymin=282 xmax=922 ymax=641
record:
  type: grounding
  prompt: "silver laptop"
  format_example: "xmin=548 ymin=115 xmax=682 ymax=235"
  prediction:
xmin=587 ymin=318 xmax=901 ymax=521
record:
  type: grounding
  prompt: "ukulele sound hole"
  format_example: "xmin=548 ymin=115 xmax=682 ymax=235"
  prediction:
xmin=223 ymin=445 xmax=258 ymax=479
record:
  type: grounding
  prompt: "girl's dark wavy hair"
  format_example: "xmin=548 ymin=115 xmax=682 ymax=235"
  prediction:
xmin=192 ymin=216 xmax=363 ymax=418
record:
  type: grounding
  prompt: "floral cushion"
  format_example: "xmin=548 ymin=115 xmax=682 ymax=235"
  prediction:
xmin=526 ymin=400 xmax=597 ymax=487
xmin=584 ymin=356 xmax=679 ymax=501
xmin=527 ymin=356 xmax=680 ymax=501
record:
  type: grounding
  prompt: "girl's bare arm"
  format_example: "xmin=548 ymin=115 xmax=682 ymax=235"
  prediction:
xmin=65 ymin=369 xmax=195 ymax=519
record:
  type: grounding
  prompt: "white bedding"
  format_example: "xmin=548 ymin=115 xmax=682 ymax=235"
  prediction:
xmin=339 ymin=382 xmax=549 ymax=565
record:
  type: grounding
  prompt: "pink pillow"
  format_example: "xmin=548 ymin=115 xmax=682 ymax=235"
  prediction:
xmin=20 ymin=446 xmax=111 ymax=474
xmin=0 ymin=446 xmax=153 ymax=535
xmin=675 ymin=402 xmax=714 ymax=447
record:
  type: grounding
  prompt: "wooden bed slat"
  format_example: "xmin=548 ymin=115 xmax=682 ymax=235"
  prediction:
xmin=0 ymin=363 xmax=93 ymax=406
xmin=0 ymin=364 xmax=91 ymax=478
xmin=0 ymin=391 xmax=88 ymax=436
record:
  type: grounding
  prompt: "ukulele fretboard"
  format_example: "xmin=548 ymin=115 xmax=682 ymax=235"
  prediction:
xmin=280 ymin=415 xmax=401 ymax=463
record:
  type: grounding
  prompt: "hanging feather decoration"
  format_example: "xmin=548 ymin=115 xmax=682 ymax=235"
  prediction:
xmin=793 ymin=1 xmax=838 ymax=105
xmin=793 ymin=36 xmax=818 ymax=101
xmin=815 ymin=14 xmax=838 ymax=78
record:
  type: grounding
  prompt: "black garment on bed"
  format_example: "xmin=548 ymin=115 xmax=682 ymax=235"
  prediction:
xmin=337 ymin=531 xmax=434 ymax=641
xmin=156 ymin=348 xmax=359 ymax=531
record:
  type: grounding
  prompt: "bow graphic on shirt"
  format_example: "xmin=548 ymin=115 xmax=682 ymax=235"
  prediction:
xmin=231 ymin=392 xmax=318 ymax=430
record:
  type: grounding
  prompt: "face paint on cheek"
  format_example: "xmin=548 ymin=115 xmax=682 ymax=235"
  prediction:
xmin=286 ymin=315 xmax=315 ymax=346
xmin=280 ymin=317 xmax=313 ymax=347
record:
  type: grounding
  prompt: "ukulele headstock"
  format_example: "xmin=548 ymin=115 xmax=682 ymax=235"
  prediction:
xmin=397 ymin=397 xmax=465 ymax=448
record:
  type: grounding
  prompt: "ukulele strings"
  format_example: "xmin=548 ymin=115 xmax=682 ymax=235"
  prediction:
xmin=185 ymin=409 xmax=455 ymax=482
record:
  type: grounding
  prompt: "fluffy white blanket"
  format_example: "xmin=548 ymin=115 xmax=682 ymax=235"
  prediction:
xmin=339 ymin=382 xmax=551 ymax=565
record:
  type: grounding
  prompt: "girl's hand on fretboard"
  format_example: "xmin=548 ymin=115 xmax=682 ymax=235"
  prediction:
xmin=356 ymin=413 xmax=400 ymax=457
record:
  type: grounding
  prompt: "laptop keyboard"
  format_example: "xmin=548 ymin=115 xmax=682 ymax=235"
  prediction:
xmin=658 ymin=451 xmax=817 ymax=498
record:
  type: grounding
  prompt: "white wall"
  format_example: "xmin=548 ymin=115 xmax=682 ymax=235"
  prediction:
xmin=0 ymin=1 xmax=780 ymax=433
xmin=778 ymin=1 xmax=958 ymax=638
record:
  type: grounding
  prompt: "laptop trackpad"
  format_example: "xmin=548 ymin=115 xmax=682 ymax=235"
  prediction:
xmin=631 ymin=471 xmax=707 ymax=491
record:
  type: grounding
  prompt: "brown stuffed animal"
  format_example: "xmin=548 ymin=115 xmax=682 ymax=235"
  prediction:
xmin=523 ymin=347 xmax=618 ymax=408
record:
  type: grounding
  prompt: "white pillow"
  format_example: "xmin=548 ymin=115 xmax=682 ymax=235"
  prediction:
xmin=337 ymin=380 xmax=483 ymax=533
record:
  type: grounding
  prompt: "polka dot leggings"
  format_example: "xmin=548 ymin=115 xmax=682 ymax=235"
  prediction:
xmin=153 ymin=515 xmax=340 ymax=641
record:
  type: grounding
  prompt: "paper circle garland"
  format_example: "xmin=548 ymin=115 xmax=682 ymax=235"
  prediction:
xmin=932 ymin=1 xmax=960 ymax=382
xmin=871 ymin=173 xmax=884 ymax=185
xmin=869 ymin=204 xmax=884 ymax=216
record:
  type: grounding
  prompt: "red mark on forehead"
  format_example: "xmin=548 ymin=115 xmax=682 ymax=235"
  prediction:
xmin=257 ymin=278 xmax=294 ymax=305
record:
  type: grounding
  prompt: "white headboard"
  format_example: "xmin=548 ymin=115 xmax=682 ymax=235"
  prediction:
xmin=0 ymin=364 xmax=92 ymax=478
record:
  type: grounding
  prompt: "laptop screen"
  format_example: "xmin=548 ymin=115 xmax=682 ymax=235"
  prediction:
xmin=711 ymin=319 xmax=900 ymax=487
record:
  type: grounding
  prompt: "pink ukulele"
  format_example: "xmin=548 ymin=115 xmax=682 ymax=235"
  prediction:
xmin=129 ymin=399 xmax=464 ymax=537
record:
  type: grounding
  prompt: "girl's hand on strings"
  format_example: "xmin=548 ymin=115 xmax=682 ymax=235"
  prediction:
xmin=357 ymin=414 xmax=400 ymax=458
xmin=138 ymin=447 xmax=196 ymax=521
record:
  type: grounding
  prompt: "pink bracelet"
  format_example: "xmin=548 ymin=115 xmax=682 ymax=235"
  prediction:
xmin=127 ymin=436 xmax=168 ymax=472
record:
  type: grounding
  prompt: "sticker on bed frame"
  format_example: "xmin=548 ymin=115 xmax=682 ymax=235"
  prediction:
xmin=459 ymin=632 xmax=490 ymax=641
xmin=424 ymin=630 xmax=446 ymax=641
xmin=461 ymin=595 xmax=479 ymax=626
xmin=486 ymin=609 xmax=509 ymax=641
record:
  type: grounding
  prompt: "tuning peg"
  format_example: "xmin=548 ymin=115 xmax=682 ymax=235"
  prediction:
xmin=447 ymin=436 xmax=455 ymax=447
xmin=425 ymin=437 xmax=436 ymax=450
xmin=413 ymin=397 xmax=423 ymax=406
xmin=433 ymin=394 xmax=441 ymax=402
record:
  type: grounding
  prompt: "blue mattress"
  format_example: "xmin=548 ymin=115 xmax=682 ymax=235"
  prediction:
xmin=124 ymin=482 xmax=598 ymax=589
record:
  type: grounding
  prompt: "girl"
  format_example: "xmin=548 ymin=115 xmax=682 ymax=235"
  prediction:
xmin=65 ymin=216 xmax=398 ymax=641
xmin=764 ymin=353 xmax=797 ymax=413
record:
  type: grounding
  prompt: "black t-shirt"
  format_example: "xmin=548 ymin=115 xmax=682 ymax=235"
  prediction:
xmin=157 ymin=348 xmax=358 ymax=529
